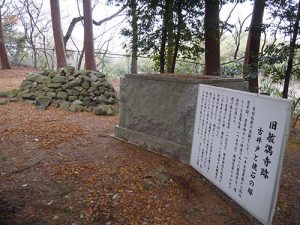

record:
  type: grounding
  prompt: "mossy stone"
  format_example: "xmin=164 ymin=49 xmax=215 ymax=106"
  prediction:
xmin=46 ymin=92 xmax=56 ymax=98
xmin=74 ymin=86 xmax=83 ymax=92
xmin=0 ymin=99 xmax=9 ymax=105
xmin=69 ymin=104 xmax=83 ymax=112
xmin=48 ymin=82 xmax=62 ymax=88
xmin=20 ymin=92 xmax=35 ymax=100
xmin=35 ymin=96 xmax=52 ymax=109
xmin=94 ymin=105 xmax=114 ymax=116
xmin=82 ymin=81 xmax=90 ymax=89
xmin=80 ymin=89 xmax=89 ymax=97
xmin=70 ymin=78 xmax=82 ymax=87
xmin=57 ymin=92 xmax=68 ymax=100
xmin=67 ymin=89 xmax=80 ymax=96
xmin=68 ymin=96 xmax=78 ymax=101
xmin=53 ymin=75 xmax=67 ymax=84
xmin=0 ymin=91 xmax=8 ymax=97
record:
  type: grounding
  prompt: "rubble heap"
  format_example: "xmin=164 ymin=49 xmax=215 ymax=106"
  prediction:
xmin=17 ymin=67 xmax=117 ymax=115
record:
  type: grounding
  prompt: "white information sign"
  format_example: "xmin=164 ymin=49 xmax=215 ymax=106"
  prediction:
xmin=190 ymin=84 xmax=292 ymax=225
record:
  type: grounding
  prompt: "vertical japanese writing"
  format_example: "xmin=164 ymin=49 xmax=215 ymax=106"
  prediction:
xmin=197 ymin=90 xmax=208 ymax=168
xmin=204 ymin=92 xmax=212 ymax=168
xmin=247 ymin=124 xmax=263 ymax=197
xmin=204 ymin=92 xmax=212 ymax=169
xmin=218 ymin=97 xmax=229 ymax=181
xmin=215 ymin=95 xmax=225 ymax=180
xmin=196 ymin=90 xmax=205 ymax=166
xmin=260 ymin=121 xmax=277 ymax=180
xmin=229 ymin=99 xmax=244 ymax=190
xmin=237 ymin=100 xmax=251 ymax=198
xmin=207 ymin=93 xmax=216 ymax=173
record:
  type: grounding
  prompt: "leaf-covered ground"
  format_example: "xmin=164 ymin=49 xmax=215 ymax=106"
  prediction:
xmin=0 ymin=66 xmax=37 ymax=91
xmin=0 ymin=69 xmax=299 ymax=225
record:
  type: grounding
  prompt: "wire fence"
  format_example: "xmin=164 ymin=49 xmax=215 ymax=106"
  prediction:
xmin=5 ymin=44 xmax=300 ymax=98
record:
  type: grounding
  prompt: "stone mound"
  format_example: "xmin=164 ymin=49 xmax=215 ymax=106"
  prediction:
xmin=17 ymin=67 xmax=118 ymax=115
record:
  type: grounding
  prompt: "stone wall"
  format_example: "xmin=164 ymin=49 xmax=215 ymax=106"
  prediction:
xmin=115 ymin=74 xmax=248 ymax=163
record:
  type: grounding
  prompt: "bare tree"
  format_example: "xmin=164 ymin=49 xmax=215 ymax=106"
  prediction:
xmin=83 ymin=0 xmax=96 ymax=70
xmin=0 ymin=0 xmax=10 ymax=69
xmin=230 ymin=13 xmax=252 ymax=60
xmin=14 ymin=0 xmax=47 ymax=68
xmin=50 ymin=0 xmax=67 ymax=68
xmin=63 ymin=6 xmax=125 ymax=47
xmin=220 ymin=2 xmax=238 ymax=38
xmin=36 ymin=20 xmax=53 ymax=68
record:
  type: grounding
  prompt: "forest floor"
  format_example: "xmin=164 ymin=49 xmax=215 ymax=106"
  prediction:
xmin=0 ymin=68 xmax=299 ymax=225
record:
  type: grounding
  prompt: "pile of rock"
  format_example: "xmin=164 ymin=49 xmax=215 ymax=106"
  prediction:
xmin=17 ymin=67 xmax=117 ymax=115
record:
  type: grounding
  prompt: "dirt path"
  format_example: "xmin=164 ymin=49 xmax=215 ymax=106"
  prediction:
xmin=0 ymin=69 xmax=299 ymax=224
xmin=0 ymin=102 xmax=299 ymax=225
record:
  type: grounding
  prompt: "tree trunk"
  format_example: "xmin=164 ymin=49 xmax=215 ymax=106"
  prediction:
xmin=83 ymin=0 xmax=96 ymax=71
xmin=171 ymin=2 xmax=183 ymax=73
xmin=32 ymin=44 xmax=37 ymax=68
xmin=166 ymin=0 xmax=174 ymax=73
xmin=0 ymin=9 xmax=10 ymax=69
xmin=130 ymin=0 xmax=138 ymax=74
xmin=243 ymin=0 xmax=265 ymax=93
xmin=282 ymin=0 xmax=300 ymax=98
xmin=159 ymin=7 xmax=167 ymax=73
xmin=78 ymin=48 xmax=84 ymax=70
xmin=204 ymin=0 xmax=219 ymax=76
xmin=50 ymin=0 xmax=67 ymax=68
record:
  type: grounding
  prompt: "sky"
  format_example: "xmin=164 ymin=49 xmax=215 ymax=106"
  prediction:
xmin=220 ymin=1 xmax=253 ymax=25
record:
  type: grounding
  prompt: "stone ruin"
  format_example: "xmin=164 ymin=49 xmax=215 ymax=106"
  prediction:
xmin=4 ymin=67 xmax=118 ymax=115
xmin=115 ymin=74 xmax=249 ymax=163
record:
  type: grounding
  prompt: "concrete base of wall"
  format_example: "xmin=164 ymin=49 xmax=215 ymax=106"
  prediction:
xmin=115 ymin=74 xmax=249 ymax=164
xmin=115 ymin=126 xmax=191 ymax=162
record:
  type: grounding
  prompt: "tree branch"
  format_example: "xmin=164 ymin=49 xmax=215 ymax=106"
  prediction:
xmin=63 ymin=17 xmax=82 ymax=46
xmin=63 ymin=6 xmax=126 ymax=47
xmin=220 ymin=3 xmax=238 ymax=38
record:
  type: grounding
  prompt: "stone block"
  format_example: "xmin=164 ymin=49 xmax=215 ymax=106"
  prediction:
xmin=82 ymin=81 xmax=90 ymax=89
xmin=115 ymin=74 xmax=249 ymax=164
xmin=57 ymin=91 xmax=68 ymax=100
xmin=94 ymin=105 xmax=114 ymax=115
xmin=46 ymin=92 xmax=56 ymax=98
xmin=69 ymin=104 xmax=83 ymax=112
xmin=0 ymin=98 xmax=9 ymax=105
xmin=36 ymin=96 xmax=52 ymax=109
xmin=53 ymin=75 xmax=67 ymax=84
xmin=67 ymin=89 xmax=80 ymax=96
xmin=20 ymin=92 xmax=35 ymax=100
xmin=70 ymin=78 xmax=82 ymax=87
xmin=68 ymin=95 xmax=78 ymax=101
xmin=48 ymin=82 xmax=62 ymax=88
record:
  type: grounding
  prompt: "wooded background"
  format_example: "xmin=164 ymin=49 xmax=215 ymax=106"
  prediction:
xmin=0 ymin=0 xmax=300 ymax=101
